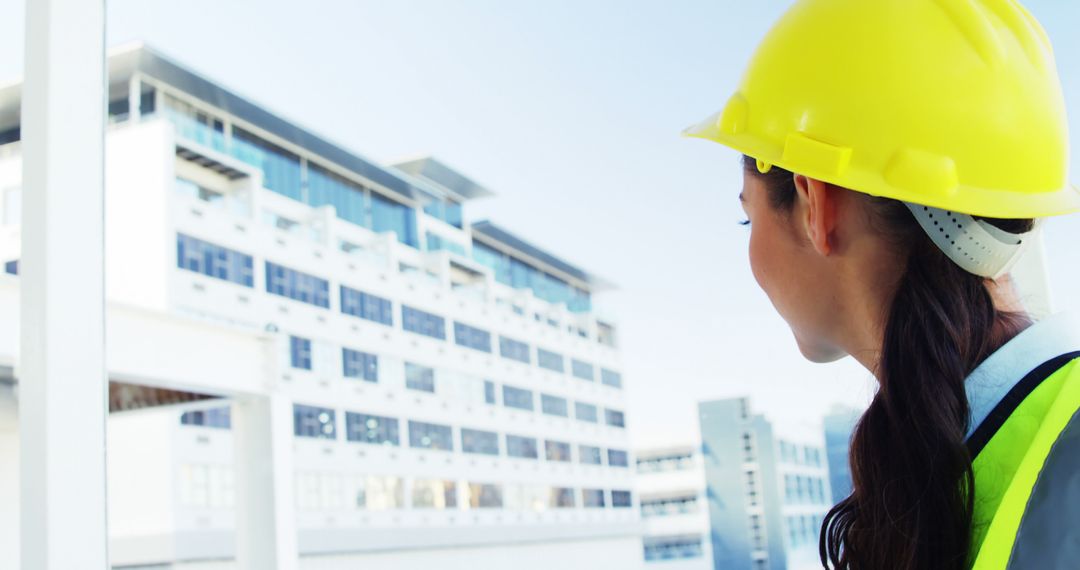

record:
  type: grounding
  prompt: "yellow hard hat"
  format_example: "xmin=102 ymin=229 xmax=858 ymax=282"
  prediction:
xmin=684 ymin=0 xmax=1080 ymax=219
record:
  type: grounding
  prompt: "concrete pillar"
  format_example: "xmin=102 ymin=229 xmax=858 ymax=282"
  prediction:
xmin=20 ymin=0 xmax=108 ymax=568
xmin=233 ymin=392 xmax=299 ymax=569
xmin=0 ymin=384 xmax=20 ymax=569
xmin=128 ymin=74 xmax=142 ymax=123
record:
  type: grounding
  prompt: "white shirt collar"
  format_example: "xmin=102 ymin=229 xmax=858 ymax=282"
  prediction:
xmin=965 ymin=312 xmax=1080 ymax=439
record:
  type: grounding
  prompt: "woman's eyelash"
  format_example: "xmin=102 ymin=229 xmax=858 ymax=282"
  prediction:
xmin=738 ymin=219 xmax=751 ymax=226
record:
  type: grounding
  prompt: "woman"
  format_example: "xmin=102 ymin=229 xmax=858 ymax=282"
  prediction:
xmin=685 ymin=1 xmax=1080 ymax=569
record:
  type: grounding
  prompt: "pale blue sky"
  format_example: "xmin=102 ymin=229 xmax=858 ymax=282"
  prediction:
xmin=1 ymin=0 xmax=1078 ymax=445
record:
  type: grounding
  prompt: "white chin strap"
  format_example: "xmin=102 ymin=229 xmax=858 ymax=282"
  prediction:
xmin=903 ymin=202 xmax=1039 ymax=279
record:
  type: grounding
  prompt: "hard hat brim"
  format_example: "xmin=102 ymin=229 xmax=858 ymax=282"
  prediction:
xmin=683 ymin=112 xmax=1080 ymax=220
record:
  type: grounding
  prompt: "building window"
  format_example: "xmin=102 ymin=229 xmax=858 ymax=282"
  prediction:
xmin=293 ymin=404 xmax=336 ymax=439
xmin=537 ymin=348 xmax=565 ymax=373
xmin=499 ymin=336 xmax=531 ymax=364
xmin=408 ymin=420 xmax=453 ymax=451
xmin=412 ymin=479 xmax=457 ymax=509
xmin=571 ymin=359 xmax=595 ymax=381
xmin=371 ymin=190 xmax=418 ymax=248
xmin=540 ymin=394 xmax=569 ymax=417
xmin=307 ymin=162 xmax=368 ymax=228
xmin=549 ymin=487 xmax=576 ymax=508
xmin=471 ymin=241 xmax=512 ymax=285
xmin=643 ymin=537 xmax=704 ymax=561
xmin=465 ymin=483 xmax=503 ymax=509
xmin=345 ymin=412 xmax=399 ymax=446
xmin=289 ymin=336 xmax=312 ymax=370
xmin=342 ymin=348 xmax=378 ymax=382
xmin=230 ymin=127 xmax=302 ymax=201
xmin=608 ymin=448 xmax=629 ymax=467
xmin=454 ymin=321 xmax=492 ymax=353
xmin=175 ymin=177 xmax=225 ymax=206
xmin=461 ymin=428 xmax=500 ymax=456
xmin=574 ymin=402 xmax=599 ymax=423
xmin=349 ymin=475 xmax=403 ymax=511
xmin=3 ymin=259 xmax=17 ymax=275
xmin=502 ymin=385 xmax=534 ymax=411
xmin=176 ymin=234 xmax=254 ymax=287
xmin=506 ymin=435 xmax=539 ymax=459
xmin=600 ymin=368 xmax=623 ymax=389
xmin=340 ymin=286 xmax=392 ymax=325
xmin=402 ymin=305 xmax=446 ymax=340
xmin=611 ymin=490 xmax=633 ymax=508
xmin=579 ymin=445 xmax=603 ymax=465
xmin=180 ymin=406 xmax=231 ymax=429
xmin=582 ymin=488 xmax=606 ymax=508
xmin=265 ymin=261 xmax=329 ymax=308
xmin=604 ymin=408 xmax=626 ymax=428
xmin=545 ymin=440 xmax=572 ymax=462
xmin=742 ymin=432 xmax=755 ymax=462
xmin=484 ymin=380 xmax=497 ymax=405
xmin=404 ymin=362 xmax=435 ymax=393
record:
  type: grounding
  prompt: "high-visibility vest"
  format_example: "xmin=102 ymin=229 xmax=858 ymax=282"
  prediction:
xmin=969 ymin=351 xmax=1080 ymax=569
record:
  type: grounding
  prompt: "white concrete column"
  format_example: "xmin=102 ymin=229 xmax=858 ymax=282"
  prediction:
xmin=233 ymin=392 xmax=299 ymax=570
xmin=20 ymin=0 xmax=108 ymax=569
xmin=128 ymin=74 xmax=142 ymax=123
xmin=0 ymin=385 xmax=20 ymax=569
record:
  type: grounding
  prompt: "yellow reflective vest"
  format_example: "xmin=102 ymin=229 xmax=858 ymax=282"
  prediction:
xmin=969 ymin=351 xmax=1080 ymax=569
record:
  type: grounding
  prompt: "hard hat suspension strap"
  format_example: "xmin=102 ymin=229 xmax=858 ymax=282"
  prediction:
xmin=903 ymin=203 xmax=1038 ymax=279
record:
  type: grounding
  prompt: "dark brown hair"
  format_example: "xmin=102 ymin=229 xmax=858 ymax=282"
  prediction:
xmin=742 ymin=156 xmax=1032 ymax=569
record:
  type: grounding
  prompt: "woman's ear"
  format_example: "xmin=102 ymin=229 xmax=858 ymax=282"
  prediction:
xmin=793 ymin=174 xmax=837 ymax=256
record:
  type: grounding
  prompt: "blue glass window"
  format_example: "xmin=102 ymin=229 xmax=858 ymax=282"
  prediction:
xmin=265 ymin=261 xmax=329 ymax=308
xmin=454 ymin=321 xmax=491 ymax=353
xmin=425 ymin=232 xmax=466 ymax=256
xmin=231 ymin=127 xmax=302 ymax=201
xmin=180 ymin=406 xmax=231 ymax=429
xmin=340 ymin=285 xmax=392 ymax=325
xmin=579 ymin=445 xmax=602 ymax=465
xmin=537 ymin=349 xmax=565 ymax=373
xmin=345 ymin=412 xmax=399 ymax=446
xmin=541 ymin=394 xmax=569 ymax=417
xmin=3 ymin=259 xmax=17 ymax=275
xmin=176 ymin=234 xmax=253 ymax=287
xmin=409 ymin=420 xmax=453 ymax=451
xmin=484 ymin=380 xmax=497 ymax=405
xmin=582 ymin=488 xmax=605 ymax=508
xmin=502 ymin=385 xmax=534 ymax=411
xmin=402 ymin=305 xmax=446 ymax=340
xmin=608 ymin=449 xmax=629 ymax=468
xmin=461 ymin=428 xmax=500 ymax=455
xmin=289 ymin=336 xmax=312 ymax=370
xmin=293 ymin=404 xmax=336 ymax=439
xmin=575 ymin=402 xmax=598 ymax=423
xmin=307 ymin=162 xmax=368 ymax=228
xmin=605 ymin=409 xmax=626 ymax=428
xmin=371 ymin=191 xmax=418 ymax=248
xmin=471 ymin=241 xmax=511 ymax=285
xmin=601 ymin=368 xmax=623 ymax=389
xmin=342 ymin=348 xmax=378 ymax=382
xmin=506 ymin=435 xmax=538 ymax=459
xmin=612 ymin=490 xmax=632 ymax=508
xmin=405 ymin=362 xmax=435 ymax=393
xmin=545 ymin=440 xmax=572 ymax=462
xmin=571 ymin=359 xmax=595 ymax=381
xmin=423 ymin=199 xmax=464 ymax=229
xmin=498 ymin=336 xmax=530 ymax=364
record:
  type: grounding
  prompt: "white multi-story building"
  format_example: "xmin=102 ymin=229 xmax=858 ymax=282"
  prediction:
xmin=697 ymin=398 xmax=832 ymax=570
xmin=635 ymin=445 xmax=712 ymax=569
xmin=0 ymin=43 xmax=642 ymax=569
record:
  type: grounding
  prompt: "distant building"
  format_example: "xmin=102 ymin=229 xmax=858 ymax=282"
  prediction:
xmin=822 ymin=405 xmax=861 ymax=504
xmin=698 ymin=398 xmax=832 ymax=570
xmin=636 ymin=444 xmax=713 ymax=569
